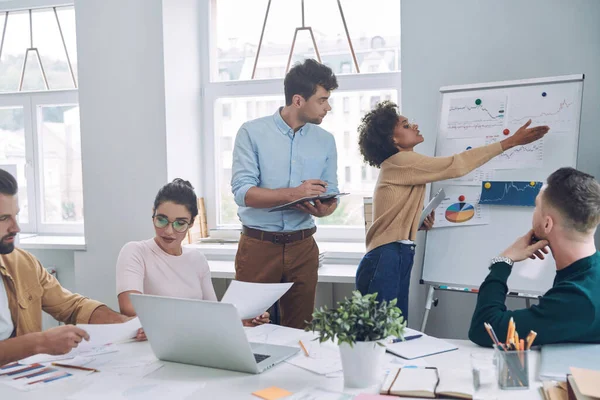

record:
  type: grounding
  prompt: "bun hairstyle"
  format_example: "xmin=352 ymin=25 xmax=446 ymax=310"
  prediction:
xmin=153 ymin=178 xmax=198 ymax=220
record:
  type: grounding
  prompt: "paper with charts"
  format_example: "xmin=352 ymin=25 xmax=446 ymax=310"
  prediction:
xmin=445 ymin=94 xmax=507 ymax=138
xmin=0 ymin=361 xmax=93 ymax=392
xmin=438 ymin=137 xmax=494 ymax=185
xmin=432 ymin=187 xmax=489 ymax=229
xmin=507 ymin=82 xmax=578 ymax=134
xmin=221 ymin=281 xmax=293 ymax=320
xmin=486 ymin=135 xmax=544 ymax=169
xmin=479 ymin=181 xmax=542 ymax=207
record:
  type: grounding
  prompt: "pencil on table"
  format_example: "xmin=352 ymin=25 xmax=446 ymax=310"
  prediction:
xmin=51 ymin=363 xmax=99 ymax=373
xmin=298 ymin=340 xmax=309 ymax=357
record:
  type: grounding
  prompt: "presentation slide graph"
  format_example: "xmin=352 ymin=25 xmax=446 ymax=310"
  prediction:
xmin=446 ymin=94 xmax=507 ymax=138
xmin=486 ymin=136 xmax=544 ymax=169
xmin=507 ymin=84 xmax=578 ymax=133
xmin=479 ymin=181 xmax=542 ymax=206
xmin=445 ymin=203 xmax=475 ymax=223
xmin=433 ymin=187 xmax=490 ymax=228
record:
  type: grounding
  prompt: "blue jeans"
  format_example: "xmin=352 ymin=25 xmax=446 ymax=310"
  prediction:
xmin=355 ymin=242 xmax=416 ymax=321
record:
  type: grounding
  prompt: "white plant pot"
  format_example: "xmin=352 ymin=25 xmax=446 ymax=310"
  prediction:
xmin=338 ymin=341 xmax=386 ymax=388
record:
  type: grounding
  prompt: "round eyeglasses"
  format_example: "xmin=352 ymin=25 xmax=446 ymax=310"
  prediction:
xmin=153 ymin=215 xmax=190 ymax=233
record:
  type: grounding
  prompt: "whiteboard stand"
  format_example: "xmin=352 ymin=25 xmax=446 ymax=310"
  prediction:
xmin=420 ymin=284 xmax=438 ymax=332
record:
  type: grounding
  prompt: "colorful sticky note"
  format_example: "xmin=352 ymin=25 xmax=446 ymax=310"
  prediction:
xmin=252 ymin=386 xmax=293 ymax=400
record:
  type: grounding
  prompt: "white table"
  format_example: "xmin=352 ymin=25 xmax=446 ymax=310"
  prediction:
xmin=1 ymin=339 xmax=543 ymax=399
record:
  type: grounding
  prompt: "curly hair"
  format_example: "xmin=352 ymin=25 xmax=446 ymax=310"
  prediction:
xmin=358 ymin=101 xmax=400 ymax=167
xmin=284 ymin=59 xmax=338 ymax=105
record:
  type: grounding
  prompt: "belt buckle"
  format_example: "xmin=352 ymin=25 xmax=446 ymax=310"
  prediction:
xmin=272 ymin=233 xmax=292 ymax=244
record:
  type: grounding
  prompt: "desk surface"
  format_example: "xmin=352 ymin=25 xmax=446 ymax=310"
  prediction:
xmin=1 ymin=338 xmax=542 ymax=399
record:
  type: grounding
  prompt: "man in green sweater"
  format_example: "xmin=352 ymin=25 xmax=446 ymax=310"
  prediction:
xmin=469 ymin=167 xmax=600 ymax=347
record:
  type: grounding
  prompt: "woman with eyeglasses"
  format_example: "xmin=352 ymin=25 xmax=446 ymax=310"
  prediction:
xmin=116 ymin=178 xmax=269 ymax=326
xmin=355 ymin=101 xmax=550 ymax=321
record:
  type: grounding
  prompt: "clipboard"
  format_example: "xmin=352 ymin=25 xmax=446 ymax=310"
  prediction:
xmin=418 ymin=188 xmax=445 ymax=228
xmin=268 ymin=192 xmax=349 ymax=212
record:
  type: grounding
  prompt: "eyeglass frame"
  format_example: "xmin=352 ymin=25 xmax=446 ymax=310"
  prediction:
xmin=152 ymin=214 xmax=192 ymax=233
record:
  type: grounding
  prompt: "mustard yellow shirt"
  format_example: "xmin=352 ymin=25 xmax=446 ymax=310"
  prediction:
xmin=0 ymin=248 xmax=104 ymax=337
xmin=366 ymin=142 xmax=503 ymax=252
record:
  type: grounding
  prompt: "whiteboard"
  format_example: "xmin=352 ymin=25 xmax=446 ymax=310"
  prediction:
xmin=422 ymin=74 xmax=584 ymax=295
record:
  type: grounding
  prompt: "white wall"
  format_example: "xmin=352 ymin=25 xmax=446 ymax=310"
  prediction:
xmin=401 ymin=0 xmax=600 ymax=339
xmin=162 ymin=0 xmax=203 ymax=189
xmin=73 ymin=0 xmax=169 ymax=308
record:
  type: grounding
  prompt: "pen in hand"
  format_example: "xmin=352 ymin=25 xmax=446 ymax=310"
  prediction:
xmin=388 ymin=334 xmax=423 ymax=344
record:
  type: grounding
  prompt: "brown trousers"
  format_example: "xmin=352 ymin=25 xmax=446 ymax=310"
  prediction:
xmin=234 ymin=233 xmax=319 ymax=329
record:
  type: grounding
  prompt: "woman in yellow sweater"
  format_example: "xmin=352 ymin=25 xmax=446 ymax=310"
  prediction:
xmin=356 ymin=101 xmax=549 ymax=320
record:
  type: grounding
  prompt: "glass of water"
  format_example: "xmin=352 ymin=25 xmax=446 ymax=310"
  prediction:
xmin=471 ymin=351 xmax=498 ymax=400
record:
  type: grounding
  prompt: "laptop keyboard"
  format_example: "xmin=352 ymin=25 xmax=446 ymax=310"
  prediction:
xmin=254 ymin=353 xmax=271 ymax=363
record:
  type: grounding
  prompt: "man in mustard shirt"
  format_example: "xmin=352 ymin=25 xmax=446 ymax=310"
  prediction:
xmin=0 ymin=169 xmax=140 ymax=366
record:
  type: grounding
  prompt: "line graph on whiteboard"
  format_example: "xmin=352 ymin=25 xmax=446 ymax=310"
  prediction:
xmin=507 ymin=85 xmax=578 ymax=133
xmin=446 ymin=94 xmax=507 ymax=138
xmin=486 ymin=136 xmax=544 ymax=169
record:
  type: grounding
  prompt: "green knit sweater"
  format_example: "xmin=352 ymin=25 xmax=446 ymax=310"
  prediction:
xmin=469 ymin=252 xmax=600 ymax=347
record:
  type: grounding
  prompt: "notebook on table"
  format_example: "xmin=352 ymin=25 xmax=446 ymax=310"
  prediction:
xmin=380 ymin=367 xmax=473 ymax=399
xmin=385 ymin=331 xmax=458 ymax=360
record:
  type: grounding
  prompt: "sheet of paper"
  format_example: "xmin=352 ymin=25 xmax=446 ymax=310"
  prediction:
xmin=431 ymin=186 xmax=490 ymax=229
xmin=485 ymin=135 xmax=544 ymax=169
xmin=20 ymin=343 xmax=119 ymax=364
xmin=286 ymin=387 xmax=354 ymax=400
xmin=419 ymin=188 xmax=445 ymax=228
xmin=285 ymin=341 xmax=342 ymax=375
xmin=445 ymin=94 xmax=507 ymax=138
xmin=0 ymin=361 xmax=93 ymax=392
xmin=62 ymin=355 xmax=164 ymax=378
xmin=245 ymin=324 xmax=313 ymax=347
xmin=76 ymin=317 xmax=142 ymax=349
xmin=221 ymin=281 xmax=293 ymax=320
xmin=67 ymin=375 xmax=205 ymax=400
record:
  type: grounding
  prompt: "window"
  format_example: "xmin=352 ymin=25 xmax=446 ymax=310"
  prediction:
xmin=204 ymin=0 xmax=400 ymax=239
xmin=343 ymin=97 xmax=350 ymax=113
xmin=0 ymin=5 xmax=82 ymax=234
xmin=343 ymin=131 xmax=351 ymax=150
xmin=212 ymin=0 xmax=400 ymax=81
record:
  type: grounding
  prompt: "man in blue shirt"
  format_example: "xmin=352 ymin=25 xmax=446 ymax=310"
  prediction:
xmin=231 ymin=59 xmax=339 ymax=328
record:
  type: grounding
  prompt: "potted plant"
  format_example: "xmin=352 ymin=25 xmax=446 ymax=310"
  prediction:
xmin=307 ymin=290 xmax=406 ymax=388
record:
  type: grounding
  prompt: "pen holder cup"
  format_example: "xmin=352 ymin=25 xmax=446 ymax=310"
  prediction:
xmin=494 ymin=345 xmax=529 ymax=390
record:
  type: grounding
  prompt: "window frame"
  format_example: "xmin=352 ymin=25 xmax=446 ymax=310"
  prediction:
xmin=200 ymin=1 xmax=401 ymax=242
xmin=0 ymin=89 xmax=82 ymax=235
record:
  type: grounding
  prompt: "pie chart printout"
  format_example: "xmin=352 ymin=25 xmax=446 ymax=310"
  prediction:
xmin=445 ymin=202 xmax=475 ymax=223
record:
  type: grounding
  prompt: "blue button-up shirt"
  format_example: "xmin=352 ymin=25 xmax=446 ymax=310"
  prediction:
xmin=231 ymin=108 xmax=339 ymax=232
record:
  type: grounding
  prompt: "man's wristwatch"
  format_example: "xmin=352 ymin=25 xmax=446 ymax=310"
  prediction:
xmin=489 ymin=256 xmax=514 ymax=269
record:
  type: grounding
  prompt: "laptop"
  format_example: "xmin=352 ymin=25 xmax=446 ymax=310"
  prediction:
xmin=129 ymin=293 xmax=299 ymax=374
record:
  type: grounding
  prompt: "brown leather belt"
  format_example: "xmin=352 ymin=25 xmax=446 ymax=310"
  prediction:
xmin=242 ymin=225 xmax=316 ymax=244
